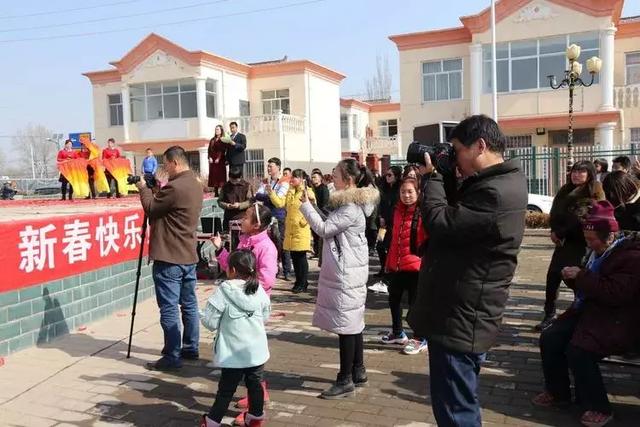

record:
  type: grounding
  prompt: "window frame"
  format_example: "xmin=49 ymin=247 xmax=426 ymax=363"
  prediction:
xmin=625 ymin=51 xmax=640 ymax=86
xmin=482 ymin=32 xmax=600 ymax=94
xmin=421 ymin=58 xmax=464 ymax=103
xmin=107 ymin=93 xmax=123 ymax=127
xmin=205 ymin=78 xmax=218 ymax=118
xmin=129 ymin=79 xmax=198 ymax=122
xmin=340 ymin=114 xmax=349 ymax=139
xmin=377 ymin=119 xmax=398 ymax=137
xmin=261 ymin=88 xmax=290 ymax=115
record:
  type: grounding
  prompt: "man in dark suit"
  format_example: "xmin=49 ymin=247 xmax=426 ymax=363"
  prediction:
xmin=226 ymin=121 xmax=247 ymax=167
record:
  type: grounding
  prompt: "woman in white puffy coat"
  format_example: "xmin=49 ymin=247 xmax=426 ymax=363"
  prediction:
xmin=299 ymin=158 xmax=379 ymax=399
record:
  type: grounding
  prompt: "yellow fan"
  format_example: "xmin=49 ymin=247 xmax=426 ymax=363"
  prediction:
xmin=103 ymin=158 xmax=132 ymax=195
xmin=58 ymin=159 xmax=90 ymax=198
xmin=89 ymin=158 xmax=110 ymax=193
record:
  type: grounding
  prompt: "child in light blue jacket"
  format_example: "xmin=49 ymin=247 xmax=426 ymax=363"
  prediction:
xmin=200 ymin=249 xmax=271 ymax=427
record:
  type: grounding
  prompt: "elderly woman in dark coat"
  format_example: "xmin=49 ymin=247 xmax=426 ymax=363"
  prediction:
xmin=533 ymin=201 xmax=640 ymax=427
xmin=535 ymin=161 xmax=605 ymax=331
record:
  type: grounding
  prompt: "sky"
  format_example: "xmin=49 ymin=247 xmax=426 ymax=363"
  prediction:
xmin=1 ymin=0 xmax=640 ymax=157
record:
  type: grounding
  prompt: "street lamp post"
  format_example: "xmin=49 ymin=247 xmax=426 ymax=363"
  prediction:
xmin=547 ymin=44 xmax=602 ymax=171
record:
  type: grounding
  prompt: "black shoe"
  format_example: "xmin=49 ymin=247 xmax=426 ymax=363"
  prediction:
xmin=534 ymin=315 xmax=555 ymax=332
xmin=180 ymin=351 xmax=200 ymax=360
xmin=320 ymin=375 xmax=355 ymax=400
xmin=292 ymin=284 xmax=308 ymax=294
xmin=283 ymin=274 xmax=292 ymax=282
xmin=145 ymin=357 xmax=182 ymax=371
xmin=352 ymin=366 xmax=368 ymax=388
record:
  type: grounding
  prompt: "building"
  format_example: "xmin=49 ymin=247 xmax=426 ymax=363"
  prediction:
xmin=339 ymin=98 xmax=402 ymax=173
xmin=83 ymin=33 xmax=345 ymax=176
xmin=389 ymin=0 xmax=640 ymax=151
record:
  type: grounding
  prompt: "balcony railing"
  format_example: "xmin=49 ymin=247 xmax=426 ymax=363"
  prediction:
xmin=614 ymin=84 xmax=640 ymax=109
xmin=365 ymin=135 xmax=402 ymax=156
xmin=222 ymin=113 xmax=305 ymax=135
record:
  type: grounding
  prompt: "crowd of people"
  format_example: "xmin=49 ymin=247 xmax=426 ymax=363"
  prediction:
xmin=132 ymin=114 xmax=640 ymax=427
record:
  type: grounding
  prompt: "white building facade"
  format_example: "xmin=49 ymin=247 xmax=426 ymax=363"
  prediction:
xmin=84 ymin=33 xmax=345 ymax=177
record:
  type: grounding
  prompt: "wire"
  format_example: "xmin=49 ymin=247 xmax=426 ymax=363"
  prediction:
xmin=0 ymin=0 xmax=143 ymax=20
xmin=0 ymin=0 xmax=231 ymax=34
xmin=0 ymin=0 xmax=328 ymax=44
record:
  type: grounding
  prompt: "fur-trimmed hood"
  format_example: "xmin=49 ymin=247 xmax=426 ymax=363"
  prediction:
xmin=328 ymin=186 xmax=380 ymax=217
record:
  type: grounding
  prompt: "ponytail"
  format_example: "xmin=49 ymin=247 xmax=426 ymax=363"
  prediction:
xmin=227 ymin=249 xmax=260 ymax=295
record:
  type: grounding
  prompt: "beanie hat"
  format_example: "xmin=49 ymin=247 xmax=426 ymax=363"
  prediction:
xmin=582 ymin=200 xmax=619 ymax=233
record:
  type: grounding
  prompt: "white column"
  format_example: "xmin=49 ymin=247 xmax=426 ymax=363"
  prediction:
xmin=123 ymin=151 xmax=135 ymax=173
xmin=598 ymin=122 xmax=616 ymax=154
xmin=346 ymin=114 xmax=354 ymax=152
xmin=599 ymin=26 xmax=616 ymax=111
xmin=469 ymin=43 xmax=483 ymax=115
xmin=276 ymin=109 xmax=285 ymax=166
xmin=195 ymin=76 xmax=208 ymax=137
xmin=198 ymin=146 xmax=209 ymax=179
xmin=121 ymin=84 xmax=131 ymax=142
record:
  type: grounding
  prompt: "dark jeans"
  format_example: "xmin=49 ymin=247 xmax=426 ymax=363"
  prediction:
xmin=290 ymin=251 xmax=309 ymax=288
xmin=338 ymin=333 xmax=364 ymax=379
xmin=428 ymin=340 xmax=486 ymax=427
xmin=105 ymin=171 xmax=121 ymax=197
xmin=277 ymin=218 xmax=292 ymax=276
xmin=544 ymin=243 xmax=585 ymax=316
xmin=365 ymin=228 xmax=377 ymax=251
xmin=540 ymin=315 xmax=611 ymax=414
xmin=209 ymin=365 xmax=264 ymax=422
xmin=376 ymin=239 xmax=389 ymax=274
xmin=60 ymin=175 xmax=73 ymax=200
xmin=152 ymin=261 xmax=199 ymax=365
xmin=388 ymin=272 xmax=418 ymax=336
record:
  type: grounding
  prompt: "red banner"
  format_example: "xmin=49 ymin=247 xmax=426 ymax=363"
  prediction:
xmin=0 ymin=208 xmax=149 ymax=292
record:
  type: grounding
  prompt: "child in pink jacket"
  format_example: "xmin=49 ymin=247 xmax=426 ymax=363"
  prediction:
xmin=210 ymin=203 xmax=277 ymax=423
xmin=212 ymin=204 xmax=278 ymax=295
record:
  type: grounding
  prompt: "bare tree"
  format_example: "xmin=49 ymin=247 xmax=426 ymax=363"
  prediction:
xmin=365 ymin=54 xmax=392 ymax=102
xmin=12 ymin=124 xmax=58 ymax=178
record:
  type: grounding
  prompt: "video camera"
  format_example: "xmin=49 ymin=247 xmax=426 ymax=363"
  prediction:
xmin=127 ymin=174 xmax=157 ymax=189
xmin=406 ymin=142 xmax=456 ymax=176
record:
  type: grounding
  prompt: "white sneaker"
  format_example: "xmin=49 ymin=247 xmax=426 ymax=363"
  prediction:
xmin=403 ymin=339 xmax=428 ymax=355
xmin=367 ymin=281 xmax=388 ymax=294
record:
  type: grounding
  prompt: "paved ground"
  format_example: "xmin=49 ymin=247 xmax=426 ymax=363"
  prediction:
xmin=0 ymin=231 xmax=639 ymax=426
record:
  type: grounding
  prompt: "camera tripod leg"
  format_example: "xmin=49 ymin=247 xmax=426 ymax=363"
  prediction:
xmin=126 ymin=213 xmax=148 ymax=359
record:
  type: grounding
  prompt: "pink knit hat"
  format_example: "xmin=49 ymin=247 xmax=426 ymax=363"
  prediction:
xmin=582 ymin=200 xmax=619 ymax=233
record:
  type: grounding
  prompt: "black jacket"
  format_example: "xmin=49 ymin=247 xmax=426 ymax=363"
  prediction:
xmin=408 ymin=159 xmax=527 ymax=354
xmin=226 ymin=132 xmax=247 ymax=166
xmin=614 ymin=198 xmax=640 ymax=232
xmin=313 ymin=183 xmax=330 ymax=214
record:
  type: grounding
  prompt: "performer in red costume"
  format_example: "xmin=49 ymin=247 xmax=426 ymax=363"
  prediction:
xmin=79 ymin=146 xmax=97 ymax=199
xmin=57 ymin=139 xmax=78 ymax=200
xmin=102 ymin=138 xmax=122 ymax=198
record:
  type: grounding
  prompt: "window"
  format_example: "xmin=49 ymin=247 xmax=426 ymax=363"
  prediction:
xmin=129 ymin=79 xmax=198 ymax=122
xmin=378 ymin=119 xmax=398 ymax=137
xmin=631 ymin=128 xmax=640 ymax=144
xmin=483 ymin=32 xmax=600 ymax=93
xmin=340 ymin=114 xmax=349 ymax=139
xmin=422 ymin=58 xmax=463 ymax=102
xmin=506 ymin=135 xmax=532 ymax=148
xmin=239 ymin=100 xmax=250 ymax=117
xmin=261 ymin=89 xmax=290 ymax=114
xmin=206 ymin=79 xmax=217 ymax=118
xmin=627 ymin=52 xmax=640 ymax=85
xmin=108 ymin=94 xmax=123 ymax=126
xmin=549 ymin=128 xmax=594 ymax=146
xmin=352 ymin=114 xmax=358 ymax=138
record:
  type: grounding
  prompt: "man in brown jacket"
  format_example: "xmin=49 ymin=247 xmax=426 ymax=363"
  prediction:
xmin=136 ymin=146 xmax=203 ymax=371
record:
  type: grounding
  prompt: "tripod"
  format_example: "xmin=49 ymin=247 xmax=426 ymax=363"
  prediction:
xmin=126 ymin=213 xmax=148 ymax=359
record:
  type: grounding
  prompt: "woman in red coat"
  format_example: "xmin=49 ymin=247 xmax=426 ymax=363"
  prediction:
xmin=380 ymin=177 xmax=428 ymax=355
xmin=57 ymin=139 xmax=78 ymax=200
xmin=208 ymin=124 xmax=227 ymax=196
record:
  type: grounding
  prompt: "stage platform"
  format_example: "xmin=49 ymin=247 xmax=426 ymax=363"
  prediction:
xmin=0 ymin=196 xmax=143 ymax=223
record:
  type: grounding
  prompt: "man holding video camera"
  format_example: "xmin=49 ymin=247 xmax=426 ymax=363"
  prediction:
xmin=409 ymin=115 xmax=527 ymax=426
xmin=136 ymin=146 xmax=204 ymax=371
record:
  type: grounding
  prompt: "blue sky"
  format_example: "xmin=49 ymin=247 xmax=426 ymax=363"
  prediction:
xmin=1 ymin=0 xmax=639 ymax=155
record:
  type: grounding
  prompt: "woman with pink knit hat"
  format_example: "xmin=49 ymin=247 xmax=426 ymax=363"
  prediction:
xmin=532 ymin=200 xmax=640 ymax=427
